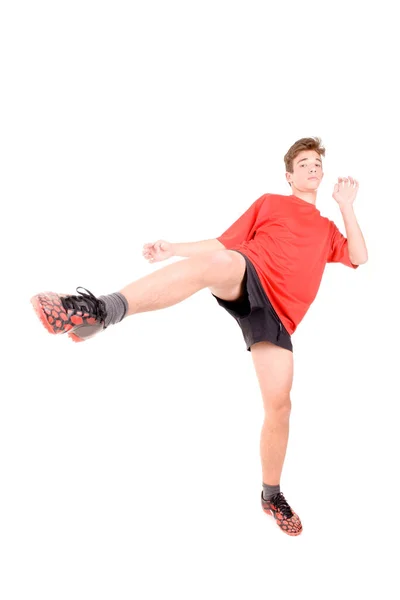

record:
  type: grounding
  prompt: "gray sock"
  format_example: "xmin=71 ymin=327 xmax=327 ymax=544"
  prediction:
xmin=262 ymin=482 xmax=280 ymax=501
xmin=98 ymin=292 xmax=128 ymax=328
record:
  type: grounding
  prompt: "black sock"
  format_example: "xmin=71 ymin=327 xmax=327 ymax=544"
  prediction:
xmin=262 ymin=482 xmax=280 ymax=501
xmin=98 ymin=292 xmax=128 ymax=327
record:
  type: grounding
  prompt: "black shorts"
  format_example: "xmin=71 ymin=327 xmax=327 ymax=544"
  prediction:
xmin=212 ymin=250 xmax=293 ymax=353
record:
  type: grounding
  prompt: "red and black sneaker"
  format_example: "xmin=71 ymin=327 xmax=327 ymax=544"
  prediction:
xmin=30 ymin=287 xmax=107 ymax=343
xmin=261 ymin=491 xmax=303 ymax=536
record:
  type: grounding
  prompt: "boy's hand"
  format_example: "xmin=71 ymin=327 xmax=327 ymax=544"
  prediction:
xmin=142 ymin=240 xmax=174 ymax=263
xmin=332 ymin=176 xmax=359 ymax=208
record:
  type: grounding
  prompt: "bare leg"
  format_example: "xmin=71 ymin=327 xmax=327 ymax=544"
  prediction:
xmin=119 ymin=250 xmax=246 ymax=316
xmin=250 ymin=341 xmax=293 ymax=485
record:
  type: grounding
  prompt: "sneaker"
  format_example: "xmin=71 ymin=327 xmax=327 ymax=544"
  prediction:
xmin=31 ymin=287 xmax=107 ymax=343
xmin=261 ymin=491 xmax=303 ymax=536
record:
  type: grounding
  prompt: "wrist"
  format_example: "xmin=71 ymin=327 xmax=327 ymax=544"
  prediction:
xmin=339 ymin=203 xmax=354 ymax=214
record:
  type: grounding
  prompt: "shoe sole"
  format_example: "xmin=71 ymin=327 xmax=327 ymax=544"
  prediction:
xmin=31 ymin=293 xmax=89 ymax=343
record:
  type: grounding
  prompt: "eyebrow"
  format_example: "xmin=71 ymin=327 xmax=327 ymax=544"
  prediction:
xmin=297 ymin=157 xmax=322 ymax=164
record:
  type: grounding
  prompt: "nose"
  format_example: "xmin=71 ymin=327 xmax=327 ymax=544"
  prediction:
xmin=309 ymin=165 xmax=316 ymax=173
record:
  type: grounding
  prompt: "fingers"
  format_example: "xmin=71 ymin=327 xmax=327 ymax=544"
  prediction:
xmin=142 ymin=241 xmax=163 ymax=263
xmin=337 ymin=176 xmax=359 ymax=187
xmin=142 ymin=242 xmax=155 ymax=261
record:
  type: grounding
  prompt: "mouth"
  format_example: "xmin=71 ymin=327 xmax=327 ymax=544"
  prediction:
xmin=308 ymin=177 xmax=318 ymax=181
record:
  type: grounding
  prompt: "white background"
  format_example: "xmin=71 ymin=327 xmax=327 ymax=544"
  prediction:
xmin=1 ymin=1 xmax=399 ymax=598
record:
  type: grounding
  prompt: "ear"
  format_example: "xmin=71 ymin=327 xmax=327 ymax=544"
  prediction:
xmin=285 ymin=172 xmax=292 ymax=186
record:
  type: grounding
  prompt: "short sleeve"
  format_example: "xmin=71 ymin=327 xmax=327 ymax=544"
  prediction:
xmin=327 ymin=223 xmax=359 ymax=269
xmin=217 ymin=194 xmax=267 ymax=249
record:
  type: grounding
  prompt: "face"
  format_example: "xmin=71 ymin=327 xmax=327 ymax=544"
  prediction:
xmin=286 ymin=150 xmax=324 ymax=192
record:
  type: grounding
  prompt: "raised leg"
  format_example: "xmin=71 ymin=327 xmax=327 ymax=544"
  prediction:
xmin=120 ymin=249 xmax=246 ymax=315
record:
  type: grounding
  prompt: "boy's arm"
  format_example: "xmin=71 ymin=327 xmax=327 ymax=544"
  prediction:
xmin=172 ymin=194 xmax=266 ymax=257
xmin=331 ymin=176 xmax=368 ymax=265
xmin=144 ymin=195 xmax=265 ymax=262
xmin=172 ymin=239 xmax=225 ymax=257
xmin=143 ymin=238 xmax=223 ymax=262
xmin=339 ymin=205 xmax=368 ymax=265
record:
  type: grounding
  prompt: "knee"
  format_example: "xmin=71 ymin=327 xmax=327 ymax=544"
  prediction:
xmin=264 ymin=393 xmax=292 ymax=418
xmin=201 ymin=250 xmax=242 ymax=283
xmin=208 ymin=250 xmax=236 ymax=269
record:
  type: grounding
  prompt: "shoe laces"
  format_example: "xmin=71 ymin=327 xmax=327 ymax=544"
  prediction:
xmin=61 ymin=287 xmax=107 ymax=323
xmin=270 ymin=492 xmax=294 ymax=519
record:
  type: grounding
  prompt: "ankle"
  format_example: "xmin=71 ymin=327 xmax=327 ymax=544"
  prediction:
xmin=262 ymin=482 xmax=280 ymax=500
xmin=98 ymin=292 xmax=128 ymax=327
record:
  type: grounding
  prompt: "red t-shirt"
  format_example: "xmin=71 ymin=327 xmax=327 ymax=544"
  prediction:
xmin=216 ymin=193 xmax=359 ymax=335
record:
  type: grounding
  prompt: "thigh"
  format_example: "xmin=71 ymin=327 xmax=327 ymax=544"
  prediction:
xmin=251 ymin=341 xmax=293 ymax=412
xmin=208 ymin=250 xmax=247 ymax=301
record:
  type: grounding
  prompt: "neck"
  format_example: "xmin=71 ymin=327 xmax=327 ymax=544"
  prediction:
xmin=290 ymin=186 xmax=318 ymax=206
